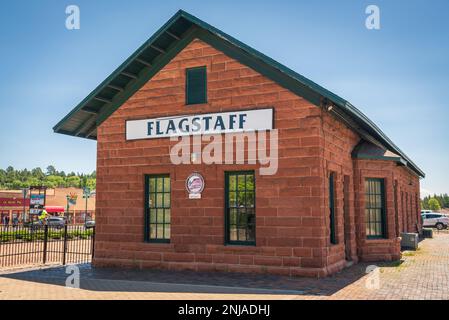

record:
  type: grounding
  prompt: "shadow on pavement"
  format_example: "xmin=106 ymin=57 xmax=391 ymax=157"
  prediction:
xmin=0 ymin=261 xmax=380 ymax=296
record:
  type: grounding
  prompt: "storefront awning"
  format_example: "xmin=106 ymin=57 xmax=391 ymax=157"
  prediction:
xmin=45 ymin=206 xmax=65 ymax=213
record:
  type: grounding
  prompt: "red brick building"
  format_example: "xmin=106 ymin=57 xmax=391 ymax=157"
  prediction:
xmin=54 ymin=11 xmax=424 ymax=277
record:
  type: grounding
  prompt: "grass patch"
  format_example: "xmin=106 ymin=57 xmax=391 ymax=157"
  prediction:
xmin=381 ymin=259 xmax=404 ymax=268
xmin=402 ymin=247 xmax=422 ymax=257
xmin=379 ymin=259 xmax=408 ymax=273
xmin=402 ymin=251 xmax=415 ymax=257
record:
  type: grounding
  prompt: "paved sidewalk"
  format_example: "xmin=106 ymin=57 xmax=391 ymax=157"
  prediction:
xmin=1 ymin=233 xmax=448 ymax=300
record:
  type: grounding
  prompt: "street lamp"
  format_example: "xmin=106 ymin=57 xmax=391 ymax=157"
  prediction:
xmin=82 ymin=187 xmax=92 ymax=222
xmin=21 ymin=188 xmax=29 ymax=223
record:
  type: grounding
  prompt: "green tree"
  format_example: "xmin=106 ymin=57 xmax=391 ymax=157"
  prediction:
xmin=440 ymin=193 xmax=449 ymax=208
xmin=86 ymin=178 xmax=96 ymax=190
xmin=428 ymin=198 xmax=441 ymax=211
xmin=0 ymin=166 xmax=96 ymax=190
xmin=46 ymin=175 xmax=66 ymax=188
xmin=6 ymin=166 xmax=16 ymax=181
xmin=46 ymin=165 xmax=56 ymax=176
xmin=31 ymin=168 xmax=45 ymax=181
xmin=66 ymin=176 xmax=81 ymax=188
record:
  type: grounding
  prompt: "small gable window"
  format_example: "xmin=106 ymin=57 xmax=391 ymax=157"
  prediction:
xmin=186 ymin=66 xmax=207 ymax=105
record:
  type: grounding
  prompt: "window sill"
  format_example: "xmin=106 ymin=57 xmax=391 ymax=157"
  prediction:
xmin=366 ymin=236 xmax=387 ymax=240
xmin=186 ymin=102 xmax=208 ymax=107
xmin=225 ymin=242 xmax=256 ymax=247
xmin=145 ymin=240 xmax=170 ymax=244
xmin=365 ymin=237 xmax=390 ymax=244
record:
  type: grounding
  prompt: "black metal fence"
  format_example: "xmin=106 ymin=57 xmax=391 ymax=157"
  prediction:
xmin=0 ymin=224 xmax=95 ymax=268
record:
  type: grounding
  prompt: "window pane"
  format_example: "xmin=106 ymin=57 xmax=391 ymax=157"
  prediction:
xmin=150 ymin=209 xmax=157 ymax=223
xmin=375 ymin=195 xmax=382 ymax=208
xmin=157 ymin=178 xmax=164 ymax=192
xmin=164 ymin=225 xmax=171 ymax=240
xmin=157 ymin=209 xmax=164 ymax=224
xmin=246 ymin=191 xmax=255 ymax=207
xmin=164 ymin=177 xmax=170 ymax=192
xmin=150 ymin=178 xmax=156 ymax=193
xmin=374 ymin=210 xmax=381 ymax=222
xmin=246 ymin=174 xmax=255 ymax=191
xmin=247 ymin=209 xmax=255 ymax=222
xmin=149 ymin=193 xmax=156 ymax=208
xmin=157 ymin=225 xmax=164 ymax=239
xmin=164 ymin=209 xmax=171 ymax=223
xmin=150 ymin=224 xmax=157 ymax=239
xmin=229 ymin=225 xmax=237 ymax=241
xmin=230 ymin=208 xmax=237 ymax=225
xmin=237 ymin=175 xmax=245 ymax=192
xmin=237 ymin=192 xmax=245 ymax=207
xmin=238 ymin=228 xmax=247 ymax=241
xmin=238 ymin=209 xmax=247 ymax=226
xmin=374 ymin=181 xmax=381 ymax=194
xmin=247 ymin=223 xmax=256 ymax=241
xmin=229 ymin=175 xmax=236 ymax=191
xmin=164 ymin=193 xmax=171 ymax=208
xmin=156 ymin=194 xmax=164 ymax=208
xmin=229 ymin=192 xmax=237 ymax=207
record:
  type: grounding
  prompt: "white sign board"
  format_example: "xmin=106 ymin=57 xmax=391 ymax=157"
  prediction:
xmin=126 ymin=108 xmax=273 ymax=140
xmin=189 ymin=193 xmax=201 ymax=199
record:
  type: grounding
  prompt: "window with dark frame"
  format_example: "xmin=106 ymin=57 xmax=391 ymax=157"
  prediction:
xmin=365 ymin=178 xmax=387 ymax=239
xmin=186 ymin=66 xmax=207 ymax=105
xmin=329 ymin=172 xmax=337 ymax=244
xmin=145 ymin=175 xmax=171 ymax=243
xmin=225 ymin=171 xmax=255 ymax=245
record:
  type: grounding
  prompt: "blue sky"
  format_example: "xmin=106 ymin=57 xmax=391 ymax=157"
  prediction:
xmin=0 ymin=0 xmax=448 ymax=196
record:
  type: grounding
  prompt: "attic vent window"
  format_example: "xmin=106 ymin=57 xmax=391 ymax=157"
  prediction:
xmin=186 ymin=67 xmax=207 ymax=105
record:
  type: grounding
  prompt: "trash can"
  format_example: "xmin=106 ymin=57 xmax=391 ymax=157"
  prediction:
xmin=401 ymin=232 xmax=419 ymax=250
xmin=422 ymin=228 xmax=433 ymax=238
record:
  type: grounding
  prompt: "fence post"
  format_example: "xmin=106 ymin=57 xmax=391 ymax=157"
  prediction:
xmin=91 ymin=226 xmax=96 ymax=260
xmin=43 ymin=225 xmax=48 ymax=264
xmin=62 ymin=224 xmax=68 ymax=265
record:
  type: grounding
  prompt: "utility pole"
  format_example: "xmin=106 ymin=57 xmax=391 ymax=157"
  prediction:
xmin=66 ymin=195 xmax=70 ymax=221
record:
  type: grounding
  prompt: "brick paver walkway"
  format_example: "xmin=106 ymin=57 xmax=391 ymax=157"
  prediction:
xmin=1 ymin=233 xmax=448 ymax=300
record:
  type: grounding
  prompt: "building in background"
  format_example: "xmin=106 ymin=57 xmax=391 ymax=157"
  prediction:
xmin=0 ymin=190 xmax=28 ymax=224
xmin=0 ymin=188 xmax=95 ymax=224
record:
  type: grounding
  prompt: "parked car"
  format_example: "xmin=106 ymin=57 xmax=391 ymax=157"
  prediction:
xmin=27 ymin=220 xmax=44 ymax=230
xmin=46 ymin=217 xmax=66 ymax=229
xmin=421 ymin=213 xmax=449 ymax=230
xmin=85 ymin=219 xmax=95 ymax=229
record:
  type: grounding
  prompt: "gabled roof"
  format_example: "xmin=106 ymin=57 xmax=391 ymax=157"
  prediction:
xmin=53 ymin=10 xmax=425 ymax=178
